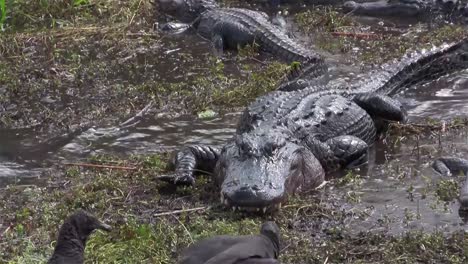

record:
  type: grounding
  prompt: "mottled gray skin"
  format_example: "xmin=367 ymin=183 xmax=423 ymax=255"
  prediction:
xmin=178 ymin=221 xmax=280 ymax=264
xmin=343 ymin=0 xmax=468 ymax=20
xmin=48 ymin=210 xmax=111 ymax=264
xmin=166 ymin=38 xmax=468 ymax=212
xmin=433 ymin=157 xmax=468 ymax=209
xmin=156 ymin=0 xmax=327 ymax=79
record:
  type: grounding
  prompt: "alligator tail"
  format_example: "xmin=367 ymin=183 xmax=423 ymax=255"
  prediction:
xmin=351 ymin=38 xmax=468 ymax=95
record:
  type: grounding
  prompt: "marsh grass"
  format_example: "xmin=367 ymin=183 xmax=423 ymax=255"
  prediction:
xmin=2 ymin=153 xmax=468 ymax=263
xmin=2 ymin=0 xmax=155 ymax=31
xmin=295 ymin=7 xmax=468 ymax=64
xmin=0 ymin=0 xmax=5 ymax=27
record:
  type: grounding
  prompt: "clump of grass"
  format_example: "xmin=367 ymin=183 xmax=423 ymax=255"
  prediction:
xmin=294 ymin=7 xmax=468 ymax=63
xmin=435 ymin=179 xmax=459 ymax=202
xmin=2 ymin=0 xmax=155 ymax=31
xmin=0 ymin=0 xmax=6 ymax=27
xmin=295 ymin=7 xmax=355 ymax=33
xmin=142 ymin=58 xmax=289 ymax=114
xmin=337 ymin=171 xmax=362 ymax=187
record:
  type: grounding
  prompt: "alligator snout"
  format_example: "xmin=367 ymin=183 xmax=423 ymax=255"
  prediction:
xmin=221 ymin=183 xmax=284 ymax=213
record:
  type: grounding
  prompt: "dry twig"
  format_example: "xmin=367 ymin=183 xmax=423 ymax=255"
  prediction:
xmin=154 ymin=206 xmax=208 ymax=217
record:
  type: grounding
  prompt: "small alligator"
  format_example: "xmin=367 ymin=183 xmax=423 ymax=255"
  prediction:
xmin=155 ymin=0 xmax=327 ymax=79
xmin=165 ymin=39 xmax=468 ymax=213
xmin=433 ymin=157 xmax=468 ymax=209
xmin=343 ymin=0 xmax=468 ymax=21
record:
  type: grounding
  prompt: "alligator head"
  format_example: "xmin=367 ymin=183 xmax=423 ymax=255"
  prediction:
xmin=155 ymin=0 xmax=216 ymax=23
xmin=216 ymin=128 xmax=325 ymax=213
xmin=343 ymin=0 xmax=422 ymax=17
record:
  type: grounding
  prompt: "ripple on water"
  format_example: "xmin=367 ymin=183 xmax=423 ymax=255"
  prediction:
xmin=404 ymin=71 xmax=468 ymax=121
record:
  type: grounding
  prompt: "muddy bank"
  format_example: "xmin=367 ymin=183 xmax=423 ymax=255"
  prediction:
xmin=2 ymin=123 xmax=468 ymax=263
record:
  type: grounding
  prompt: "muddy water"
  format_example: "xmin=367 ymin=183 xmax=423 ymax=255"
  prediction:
xmin=1 ymin=6 xmax=468 ymax=233
xmin=337 ymin=127 xmax=468 ymax=234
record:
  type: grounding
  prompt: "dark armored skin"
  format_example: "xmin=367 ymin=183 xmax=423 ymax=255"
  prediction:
xmin=343 ymin=0 xmax=468 ymax=21
xmin=178 ymin=221 xmax=280 ymax=264
xmin=166 ymin=38 xmax=468 ymax=212
xmin=48 ymin=210 xmax=112 ymax=264
xmin=156 ymin=0 xmax=327 ymax=79
xmin=433 ymin=157 xmax=468 ymax=209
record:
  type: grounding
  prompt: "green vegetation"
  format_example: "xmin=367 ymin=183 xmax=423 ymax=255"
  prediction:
xmin=436 ymin=179 xmax=459 ymax=202
xmin=295 ymin=7 xmax=468 ymax=63
xmin=0 ymin=0 xmax=5 ymax=27
xmin=3 ymin=152 xmax=468 ymax=263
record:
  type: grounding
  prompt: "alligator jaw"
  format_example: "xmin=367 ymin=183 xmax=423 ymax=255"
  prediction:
xmin=220 ymin=192 xmax=283 ymax=214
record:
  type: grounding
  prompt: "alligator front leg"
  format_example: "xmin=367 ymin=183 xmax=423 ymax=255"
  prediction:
xmin=432 ymin=157 xmax=468 ymax=209
xmin=167 ymin=145 xmax=221 ymax=185
xmin=208 ymin=21 xmax=255 ymax=54
xmin=353 ymin=92 xmax=407 ymax=122
xmin=305 ymin=135 xmax=369 ymax=172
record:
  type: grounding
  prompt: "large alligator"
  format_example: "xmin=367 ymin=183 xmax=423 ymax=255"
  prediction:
xmin=343 ymin=0 xmax=468 ymax=21
xmin=155 ymin=0 xmax=327 ymax=79
xmin=164 ymin=38 xmax=468 ymax=213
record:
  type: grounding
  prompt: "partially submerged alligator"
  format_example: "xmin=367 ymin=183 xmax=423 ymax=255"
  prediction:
xmin=155 ymin=0 xmax=327 ymax=78
xmin=433 ymin=157 xmax=468 ymax=209
xmin=165 ymin=39 xmax=468 ymax=213
xmin=343 ymin=0 xmax=468 ymax=21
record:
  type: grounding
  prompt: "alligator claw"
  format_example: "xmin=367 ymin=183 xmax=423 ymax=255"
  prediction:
xmin=158 ymin=173 xmax=195 ymax=186
xmin=174 ymin=173 xmax=196 ymax=186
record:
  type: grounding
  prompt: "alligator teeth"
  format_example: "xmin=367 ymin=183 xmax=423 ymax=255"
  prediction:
xmin=262 ymin=207 xmax=267 ymax=213
xmin=232 ymin=207 xmax=237 ymax=212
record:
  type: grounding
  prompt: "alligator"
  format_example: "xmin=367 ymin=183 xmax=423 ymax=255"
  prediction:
xmin=343 ymin=0 xmax=468 ymax=21
xmin=433 ymin=157 xmax=468 ymax=209
xmin=155 ymin=0 xmax=327 ymax=79
xmin=164 ymin=38 xmax=468 ymax=213
xmin=178 ymin=221 xmax=280 ymax=264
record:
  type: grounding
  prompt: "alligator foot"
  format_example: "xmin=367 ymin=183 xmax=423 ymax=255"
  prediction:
xmin=353 ymin=93 xmax=407 ymax=123
xmin=158 ymin=22 xmax=191 ymax=34
xmin=163 ymin=145 xmax=220 ymax=185
xmin=212 ymin=33 xmax=225 ymax=57
xmin=210 ymin=21 xmax=255 ymax=53
xmin=432 ymin=157 xmax=468 ymax=209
